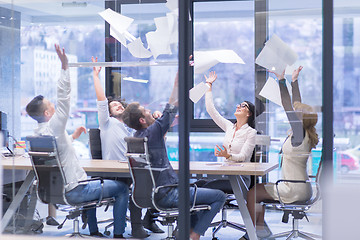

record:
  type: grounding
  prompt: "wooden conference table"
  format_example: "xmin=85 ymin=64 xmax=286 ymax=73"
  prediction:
xmin=1 ymin=155 xmax=278 ymax=240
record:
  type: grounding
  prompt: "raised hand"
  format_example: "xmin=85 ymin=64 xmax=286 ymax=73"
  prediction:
xmin=55 ymin=44 xmax=68 ymax=70
xmin=152 ymin=111 xmax=163 ymax=119
xmin=72 ymin=126 xmax=87 ymax=140
xmin=91 ymin=56 xmax=101 ymax=76
xmin=204 ymin=71 xmax=217 ymax=85
xmin=292 ymin=66 xmax=303 ymax=82
xmin=270 ymin=69 xmax=285 ymax=80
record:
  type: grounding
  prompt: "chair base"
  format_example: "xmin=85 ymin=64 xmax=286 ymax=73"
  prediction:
xmin=210 ymin=220 xmax=246 ymax=237
xmin=270 ymin=230 xmax=321 ymax=240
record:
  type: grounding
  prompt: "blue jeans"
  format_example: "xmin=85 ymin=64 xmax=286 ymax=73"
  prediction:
xmin=65 ymin=179 xmax=129 ymax=235
xmin=157 ymin=187 xmax=226 ymax=236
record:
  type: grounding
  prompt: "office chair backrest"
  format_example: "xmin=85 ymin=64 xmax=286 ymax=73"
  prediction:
xmin=125 ymin=137 xmax=155 ymax=209
xmin=89 ymin=128 xmax=102 ymax=159
xmin=26 ymin=135 xmax=67 ymax=205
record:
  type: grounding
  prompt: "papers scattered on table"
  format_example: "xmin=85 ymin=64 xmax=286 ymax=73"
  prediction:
xmin=222 ymin=163 xmax=244 ymax=167
xmin=194 ymin=50 xmax=245 ymax=74
xmin=206 ymin=162 xmax=223 ymax=166
xmin=255 ymin=34 xmax=298 ymax=75
xmin=259 ymin=77 xmax=292 ymax=106
xmin=189 ymin=82 xmax=210 ymax=103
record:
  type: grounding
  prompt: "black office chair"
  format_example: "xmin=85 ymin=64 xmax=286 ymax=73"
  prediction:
xmin=124 ymin=136 xmax=211 ymax=240
xmin=88 ymin=128 xmax=119 ymax=236
xmin=26 ymin=135 xmax=114 ymax=237
xmin=89 ymin=128 xmax=102 ymax=159
xmin=262 ymin=157 xmax=323 ymax=240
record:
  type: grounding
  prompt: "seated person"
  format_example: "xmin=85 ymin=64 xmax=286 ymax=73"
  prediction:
xmin=196 ymin=71 xmax=257 ymax=191
xmin=91 ymin=57 xmax=163 ymax=238
xmin=122 ymin=72 xmax=226 ymax=240
xmin=25 ymin=44 xmax=129 ymax=239
xmin=246 ymin=66 xmax=319 ymax=238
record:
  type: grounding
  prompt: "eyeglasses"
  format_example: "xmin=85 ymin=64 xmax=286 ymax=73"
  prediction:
xmin=237 ymin=103 xmax=249 ymax=110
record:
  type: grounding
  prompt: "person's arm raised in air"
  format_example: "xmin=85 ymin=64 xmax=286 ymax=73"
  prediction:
xmin=273 ymin=69 xmax=304 ymax=146
xmin=204 ymin=71 xmax=232 ymax=131
xmin=91 ymin=56 xmax=112 ymax=129
xmin=50 ymin=44 xmax=71 ymax=135
xmin=92 ymin=56 xmax=106 ymax=101
xmin=291 ymin=66 xmax=303 ymax=104
xmin=147 ymin=72 xmax=178 ymax=139
xmin=168 ymin=71 xmax=179 ymax=107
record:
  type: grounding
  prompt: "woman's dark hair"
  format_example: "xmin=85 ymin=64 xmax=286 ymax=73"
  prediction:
xmin=244 ymin=100 xmax=255 ymax=129
xmin=25 ymin=95 xmax=47 ymax=123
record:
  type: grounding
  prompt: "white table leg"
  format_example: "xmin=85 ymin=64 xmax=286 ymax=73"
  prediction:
xmin=229 ymin=175 xmax=258 ymax=240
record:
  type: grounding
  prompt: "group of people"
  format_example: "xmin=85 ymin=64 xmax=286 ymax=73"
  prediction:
xmin=25 ymin=44 xmax=318 ymax=240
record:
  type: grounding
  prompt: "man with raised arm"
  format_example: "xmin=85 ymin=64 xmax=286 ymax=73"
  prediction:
xmin=122 ymin=72 xmax=226 ymax=240
xmin=25 ymin=45 xmax=129 ymax=239
xmin=91 ymin=57 xmax=163 ymax=238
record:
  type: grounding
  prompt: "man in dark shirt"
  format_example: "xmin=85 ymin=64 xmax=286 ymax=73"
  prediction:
xmin=122 ymin=73 xmax=226 ymax=240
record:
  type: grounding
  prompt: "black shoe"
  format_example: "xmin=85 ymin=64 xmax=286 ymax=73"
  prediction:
xmin=113 ymin=234 xmax=124 ymax=239
xmin=90 ymin=231 xmax=105 ymax=237
xmin=131 ymin=226 xmax=150 ymax=238
xmin=143 ymin=221 xmax=164 ymax=234
xmin=46 ymin=216 xmax=59 ymax=226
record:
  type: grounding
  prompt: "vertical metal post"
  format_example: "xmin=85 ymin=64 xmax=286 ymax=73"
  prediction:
xmin=178 ymin=0 xmax=192 ymax=239
xmin=254 ymin=0 xmax=269 ymax=186
xmin=105 ymin=0 xmax=121 ymax=97
xmin=322 ymin=1 xmax=333 ymax=240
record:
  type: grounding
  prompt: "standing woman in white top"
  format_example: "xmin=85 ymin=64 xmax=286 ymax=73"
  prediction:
xmin=203 ymin=71 xmax=257 ymax=189
xmin=246 ymin=66 xmax=319 ymax=238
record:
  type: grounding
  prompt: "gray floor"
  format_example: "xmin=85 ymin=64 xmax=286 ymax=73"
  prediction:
xmin=11 ymin=199 xmax=322 ymax=240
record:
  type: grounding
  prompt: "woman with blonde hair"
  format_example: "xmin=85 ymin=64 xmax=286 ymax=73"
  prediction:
xmin=246 ymin=66 xmax=319 ymax=239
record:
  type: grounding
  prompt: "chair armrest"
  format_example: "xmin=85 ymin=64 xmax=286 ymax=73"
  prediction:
xmin=154 ymin=183 xmax=199 ymax=210
xmin=154 ymin=184 xmax=178 ymax=193
xmin=78 ymin=177 xmax=104 ymax=184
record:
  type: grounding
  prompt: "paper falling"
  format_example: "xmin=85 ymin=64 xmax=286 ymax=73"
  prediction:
xmin=189 ymin=82 xmax=210 ymax=103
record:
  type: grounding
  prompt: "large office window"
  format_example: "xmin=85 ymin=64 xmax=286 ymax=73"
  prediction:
xmin=2 ymin=0 xmax=360 ymax=239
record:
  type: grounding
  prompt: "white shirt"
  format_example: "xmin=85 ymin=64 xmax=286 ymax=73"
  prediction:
xmin=34 ymin=69 xmax=87 ymax=192
xmin=97 ymin=100 xmax=131 ymax=161
xmin=205 ymin=91 xmax=256 ymax=162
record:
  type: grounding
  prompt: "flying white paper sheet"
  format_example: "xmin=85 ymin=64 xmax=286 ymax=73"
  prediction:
xmin=127 ymin=38 xmax=152 ymax=58
xmin=166 ymin=0 xmax=178 ymax=12
xmin=259 ymin=77 xmax=292 ymax=106
xmin=99 ymin=8 xmax=134 ymax=33
xmin=189 ymin=82 xmax=210 ymax=103
xmin=194 ymin=50 xmax=245 ymax=74
xmin=255 ymin=34 xmax=298 ymax=75
xmin=110 ymin=26 xmax=128 ymax=47
xmin=146 ymin=16 xmax=172 ymax=59
xmin=166 ymin=12 xmax=178 ymax=44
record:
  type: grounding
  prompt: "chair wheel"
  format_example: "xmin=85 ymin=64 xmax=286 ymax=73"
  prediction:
xmin=212 ymin=238 xmax=219 ymax=240
xmin=104 ymin=230 xmax=110 ymax=236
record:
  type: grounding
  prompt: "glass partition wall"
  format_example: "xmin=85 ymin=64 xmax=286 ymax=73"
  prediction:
xmin=1 ymin=0 xmax=360 ymax=239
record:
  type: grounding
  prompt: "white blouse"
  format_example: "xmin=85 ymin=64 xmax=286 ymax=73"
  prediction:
xmin=205 ymin=91 xmax=256 ymax=162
